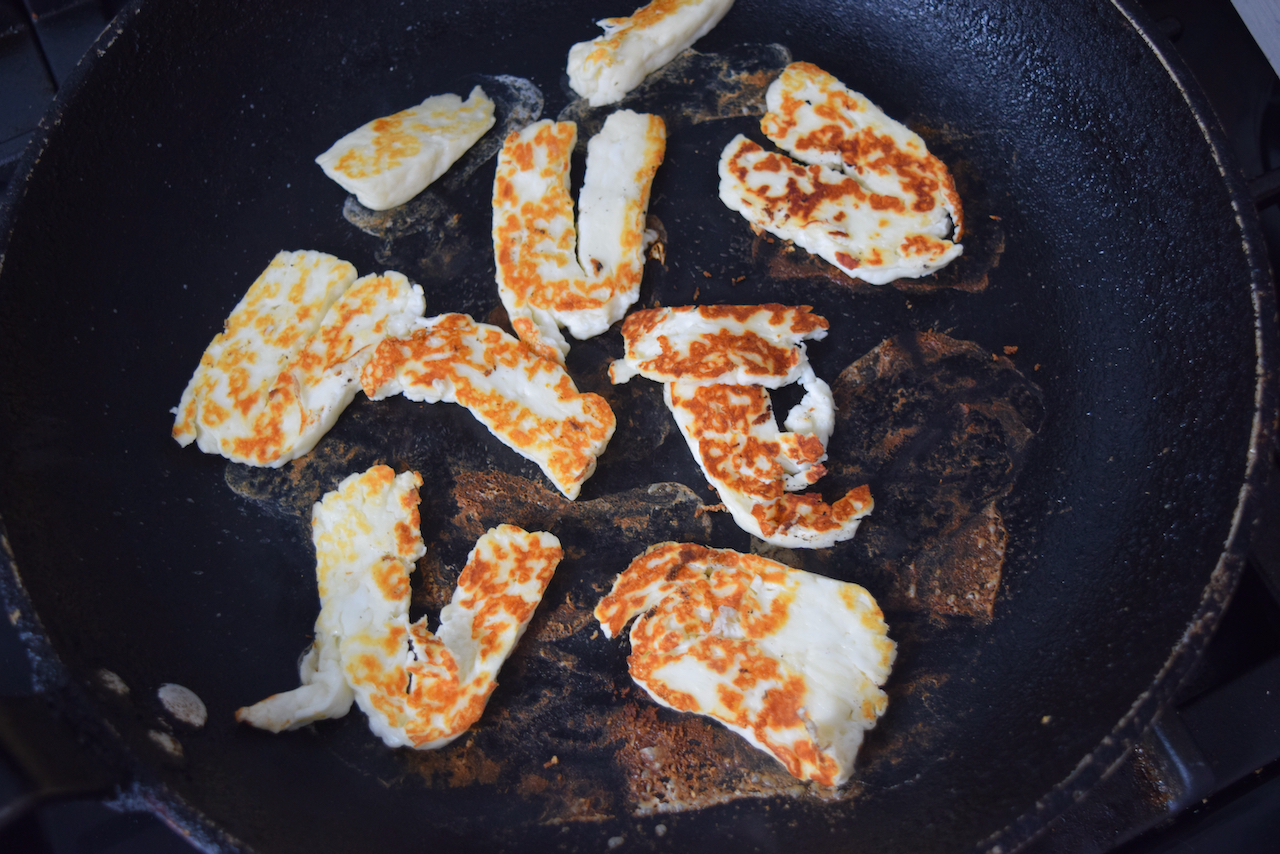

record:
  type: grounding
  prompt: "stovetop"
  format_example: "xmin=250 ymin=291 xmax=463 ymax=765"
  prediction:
xmin=1 ymin=0 xmax=1278 ymax=852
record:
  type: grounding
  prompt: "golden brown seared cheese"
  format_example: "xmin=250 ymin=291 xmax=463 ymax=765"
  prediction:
xmin=492 ymin=112 xmax=666 ymax=364
xmin=719 ymin=62 xmax=963 ymax=285
xmin=237 ymin=465 xmax=562 ymax=749
xmin=172 ymin=252 xmax=425 ymax=467
xmin=315 ymin=86 xmax=495 ymax=211
xmin=609 ymin=304 xmax=829 ymax=387
xmin=666 ymin=378 xmax=873 ymax=549
xmin=595 ymin=542 xmax=895 ymax=787
xmin=566 ymin=0 xmax=736 ymax=106
xmin=359 ymin=313 xmax=616 ymax=500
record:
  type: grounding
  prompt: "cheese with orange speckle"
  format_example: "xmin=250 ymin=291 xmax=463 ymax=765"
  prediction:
xmin=316 ymin=86 xmax=495 ymax=211
xmin=172 ymin=251 xmax=425 ymax=467
xmin=492 ymin=111 xmax=666 ymax=363
xmin=567 ymin=0 xmax=736 ymax=106
xmin=719 ymin=62 xmax=963 ymax=285
xmin=608 ymin=304 xmax=829 ymax=387
xmin=359 ymin=313 xmax=616 ymax=500
xmin=236 ymin=466 xmax=562 ymax=749
xmin=595 ymin=542 xmax=895 ymax=787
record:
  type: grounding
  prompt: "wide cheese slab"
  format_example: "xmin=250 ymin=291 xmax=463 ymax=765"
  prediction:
xmin=493 ymin=111 xmax=665 ymax=363
xmin=360 ymin=313 xmax=616 ymax=499
xmin=719 ymin=62 xmax=963 ymax=285
xmin=316 ymin=86 xmax=496 ymax=211
xmin=172 ymin=252 xmax=425 ymax=467
xmin=566 ymin=0 xmax=736 ymax=106
xmin=595 ymin=542 xmax=896 ymax=787
xmin=609 ymin=304 xmax=829 ymax=386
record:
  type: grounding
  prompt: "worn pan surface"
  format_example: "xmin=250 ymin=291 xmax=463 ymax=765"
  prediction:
xmin=0 ymin=0 xmax=1273 ymax=852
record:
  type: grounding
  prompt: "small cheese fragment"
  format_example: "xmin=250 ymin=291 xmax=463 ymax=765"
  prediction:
xmin=608 ymin=304 xmax=829 ymax=387
xmin=718 ymin=62 xmax=962 ymax=284
xmin=595 ymin=542 xmax=896 ymax=786
xmin=360 ymin=313 xmax=616 ymax=500
xmin=567 ymin=0 xmax=736 ymax=106
xmin=237 ymin=466 xmax=562 ymax=749
xmin=236 ymin=465 xmax=424 ymax=732
xmin=666 ymin=371 xmax=872 ymax=548
xmin=493 ymin=112 xmax=666 ymax=363
xmin=172 ymin=252 xmax=425 ymax=467
xmin=316 ymin=86 xmax=496 ymax=211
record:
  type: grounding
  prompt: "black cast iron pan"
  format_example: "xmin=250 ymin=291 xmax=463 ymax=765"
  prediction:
xmin=0 ymin=0 xmax=1274 ymax=852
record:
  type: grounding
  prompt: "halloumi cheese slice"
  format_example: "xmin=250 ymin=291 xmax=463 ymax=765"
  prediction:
xmin=719 ymin=62 xmax=963 ymax=284
xmin=237 ymin=466 xmax=563 ymax=749
xmin=567 ymin=0 xmax=736 ymax=106
xmin=172 ymin=251 xmax=425 ymax=467
xmin=360 ymin=313 xmax=616 ymax=500
xmin=316 ymin=86 xmax=496 ymax=211
xmin=595 ymin=542 xmax=896 ymax=787
xmin=608 ymin=304 xmax=829 ymax=387
xmin=666 ymin=372 xmax=873 ymax=548
xmin=493 ymin=111 xmax=666 ymax=363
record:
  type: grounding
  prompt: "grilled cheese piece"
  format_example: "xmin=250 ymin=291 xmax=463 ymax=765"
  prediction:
xmin=316 ymin=86 xmax=496 ymax=211
xmin=609 ymin=304 xmax=829 ymax=387
xmin=236 ymin=465 xmax=425 ymax=732
xmin=595 ymin=542 xmax=895 ymax=786
xmin=360 ymin=313 xmax=616 ymax=500
xmin=566 ymin=0 xmax=736 ymax=107
xmin=719 ymin=62 xmax=963 ymax=284
xmin=493 ymin=112 xmax=666 ymax=363
xmin=172 ymin=252 xmax=425 ymax=467
xmin=237 ymin=466 xmax=562 ymax=749
xmin=666 ymin=371 xmax=872 ymax=548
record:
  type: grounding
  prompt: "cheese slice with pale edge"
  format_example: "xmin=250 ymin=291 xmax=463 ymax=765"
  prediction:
xmin=236 ymin=466 xmax=563 ymax=749
xmin=666 ymin=371 xmax=873 ymax=548
xmin=493 ymin=111 xmax=666 ymax=364
xmin=359 ymin=313 xmax=616 ymax=500
xmin=172 ymin=251 xmax=426 ymax=467
xmin=567 ymin=0 xmax=736 ymax=107
xmin=595 ymin=542 xmax=896 ymax=787
xmin=609 ymin=304 xmax=829 ymax=387
xmin=316 ymin=86 xmax=496 ymax=211
xmin=719 ymin=61 xmax=963 ymax=285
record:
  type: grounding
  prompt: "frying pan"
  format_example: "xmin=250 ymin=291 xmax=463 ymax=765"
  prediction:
xmin=0 ymin=0 xmax=1274 ymax=852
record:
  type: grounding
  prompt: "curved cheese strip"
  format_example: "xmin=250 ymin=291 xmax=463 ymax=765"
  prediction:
xmin=665 ymin=370 xmax=872 ymax=548
xmin=609 ymin=304 xmax=828 ymax=386
xmin=236 ymin=465 xmax=425 ymax=732
xmin=566 ymin=0 xmax=736 ymax=107
xmin=594 ymin=542 xmax=895 ymax=787
xmin=316 ymin=86 xmax=496 ymax=211
xmin=493 ymin=112 xmax=666 ymax=363
xmin=718 ymin=62 xmax=963 ymax=285
xmin=360 ymin=313 xmax=616 ymax=500
xmin=347 ymin=523 xmax=562 ymax=749
xmin=172 ymin=252 xmax=426 ymax=467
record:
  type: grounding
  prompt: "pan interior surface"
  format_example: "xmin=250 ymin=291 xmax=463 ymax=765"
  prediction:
xmin=0 ymin=0 xmax=1268 ymax=852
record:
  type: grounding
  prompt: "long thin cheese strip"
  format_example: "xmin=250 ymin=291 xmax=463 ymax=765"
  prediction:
xmin=360 ymin=313 xmax=616 ymax=500
xmin=567 ymin=0 xmax=736 ymax=106
xmin=595 ymin=542 xmax=895 ymax=787
xmin=172 ymin=253 xmax=425 ymax=466
xmin=493 ymin=111 xmax=666 ymax=363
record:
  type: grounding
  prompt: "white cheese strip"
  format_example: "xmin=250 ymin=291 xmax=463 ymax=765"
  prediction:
xmin=567 ymin=0 xmax=736 ymax=106
xmin=235 ymin=465 xmax=425 ymax=732
xmin=609 ymin=304 xmax=829 ymax=387
xmin=595 ymin=542 xmax=896 ymax=786
xmin=172 ymin=252 xmax=425 ymax=467
xmin=359 ymin=313 xmax=616 ymax=500
xmin=718 ymin=62 xmax=963 ymax=284
xmin=665 ymin=367 xmax=871 ymax=548
xmin=316 ymin=86 xmax=496 ymax=211
xmin=493 ymin=111 xmax=666 ymax=363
